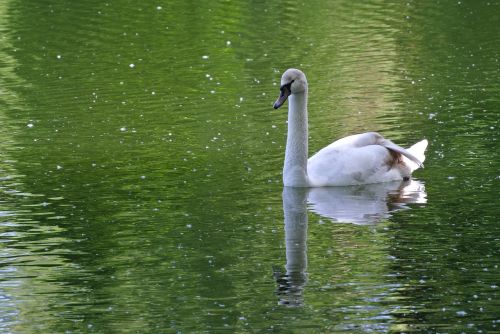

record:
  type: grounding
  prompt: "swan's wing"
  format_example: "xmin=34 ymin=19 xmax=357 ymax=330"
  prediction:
xmin=326 ymin=132 xmax=382 ymax=149
xmin=327 ymin=132 xmax=424 ymax=168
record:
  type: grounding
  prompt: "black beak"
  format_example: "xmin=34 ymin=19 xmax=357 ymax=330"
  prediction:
xmin=273 ymin=81 xmax=293 ymax=109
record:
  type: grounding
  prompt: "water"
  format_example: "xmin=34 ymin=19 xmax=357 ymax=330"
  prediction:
xmin=1 ymin=1 xmax=499 ymax=333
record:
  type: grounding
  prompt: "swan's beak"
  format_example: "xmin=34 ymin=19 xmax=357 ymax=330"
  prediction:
xmin=273 ymin=83 xmax=292 ymax=109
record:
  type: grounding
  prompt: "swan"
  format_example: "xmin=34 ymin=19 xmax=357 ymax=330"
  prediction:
xmin=273 ymin=68 xmax=428 ymax=187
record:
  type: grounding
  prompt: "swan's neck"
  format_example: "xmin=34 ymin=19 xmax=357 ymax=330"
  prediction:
xmin=284 ymin=91 xmax=309 ymax=187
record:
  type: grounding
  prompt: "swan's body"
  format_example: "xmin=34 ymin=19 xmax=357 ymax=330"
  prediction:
xmin=273 ymin=68 xmax=428 ymax=187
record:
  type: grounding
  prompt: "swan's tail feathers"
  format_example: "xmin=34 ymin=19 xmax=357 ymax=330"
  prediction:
xmin=405 ymin=139 xmax=428 ymax=172
xmin=381 ymin=140 xmax=424 ymax=169
xmin=381 ymin=138 xmax=428 ymax=173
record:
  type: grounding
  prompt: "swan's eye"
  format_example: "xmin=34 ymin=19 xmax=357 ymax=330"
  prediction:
xmin=280 ymin=80 xmax=294 ymax=92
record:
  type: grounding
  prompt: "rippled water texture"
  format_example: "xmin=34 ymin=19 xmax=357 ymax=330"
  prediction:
xmin=0 ymin=1 xmax=499 ymax=333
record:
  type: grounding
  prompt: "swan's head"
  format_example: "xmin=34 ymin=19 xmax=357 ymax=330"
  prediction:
xmin=273 ymin=68 xmax=308 ymax=109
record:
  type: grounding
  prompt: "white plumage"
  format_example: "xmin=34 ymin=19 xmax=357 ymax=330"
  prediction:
xmin=273 ymin=68 xmax=428 ymax=187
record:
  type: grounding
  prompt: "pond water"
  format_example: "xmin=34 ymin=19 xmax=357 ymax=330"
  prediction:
xmin=1 ymin=1 xmax=499 ymax=333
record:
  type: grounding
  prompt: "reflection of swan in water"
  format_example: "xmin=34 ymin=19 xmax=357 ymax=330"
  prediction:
xmin=274 ymin=186 xmax=308 ymax=307
xmin=308 ymin=179 xmax=426 ymax=225
xmin=274 ymin=180 xmax=426 ymax=306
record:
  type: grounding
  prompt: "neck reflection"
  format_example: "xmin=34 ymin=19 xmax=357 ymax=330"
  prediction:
xmin=274 ymin=186 xmax=309 ymax=307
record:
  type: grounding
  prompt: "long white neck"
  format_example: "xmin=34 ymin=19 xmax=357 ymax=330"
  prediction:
xmin=283 ymin=91 xmax=309 ymax=187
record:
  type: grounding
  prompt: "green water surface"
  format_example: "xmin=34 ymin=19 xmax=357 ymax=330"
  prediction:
xmin=0 ymin=1 xmax=499 ymax=333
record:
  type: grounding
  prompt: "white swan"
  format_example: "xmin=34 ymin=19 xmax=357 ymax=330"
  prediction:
xmin=273 ymin=68 xmax=428 ymax=187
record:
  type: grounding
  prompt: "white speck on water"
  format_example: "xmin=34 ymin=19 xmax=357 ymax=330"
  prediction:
xmin=456 ymin=310 xmax=467 ymax=317
xmin=448 ymin=176 xmax=455 ymax=180
xmin=239 ymin=97 xmax=244 ymax=102
xmin=151 ymin=91 xmax=155 ymax=95
xmin=156 ymin=6 xmax=162 ymax=10
xmin=140 ymin=175 xmax=146 ymax=179
xmin=56 ymin=54 xmax=62 ymax=59
xmin=186 ymin=224 xmax=192 ymax=229
xmin=120 ymin=127 xmax=127 ymax=132
xmin=27 ymin=123 xmax=34 ymax=128
xmin=210 ymin=90 xmax=215 ymax=94
xmin=129 ymin=63 xmax=135 ymax=68
xmin=57 ymin=165 xmax=63 ymax=170
xmin=202 ymin=55 xmax=209 ymax=59
xmin=119 ymin=81 xmax=124 ymax=85
xmin=226 ymin=40 xmax=231 ymax=46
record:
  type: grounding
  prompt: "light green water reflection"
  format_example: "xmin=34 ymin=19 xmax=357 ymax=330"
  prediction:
xmin=1 ymin=0 xmax=499 ymax=333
